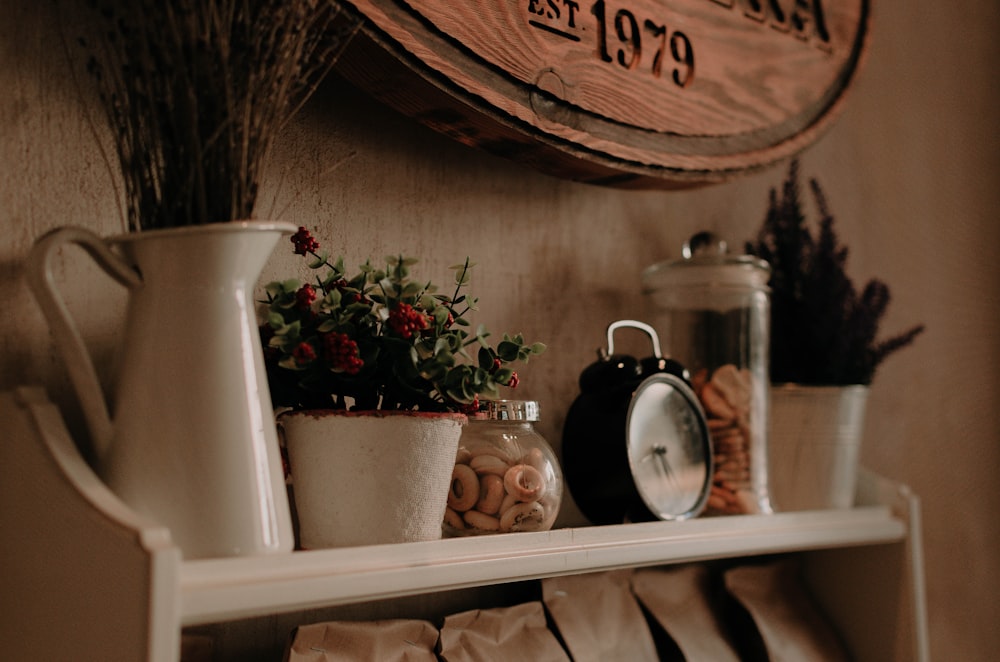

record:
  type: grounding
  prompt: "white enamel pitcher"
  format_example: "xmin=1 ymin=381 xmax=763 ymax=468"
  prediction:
xmin=27 ymin=221 xmax=295 ymax=559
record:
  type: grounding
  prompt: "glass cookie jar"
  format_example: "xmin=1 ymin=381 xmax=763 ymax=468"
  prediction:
xmin=443 ymin=400 xmax=563 ymax=536
xmin=642 ymin=232 xmax=773 ymax=516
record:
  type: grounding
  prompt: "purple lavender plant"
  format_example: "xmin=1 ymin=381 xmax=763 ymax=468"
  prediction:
xmin=746 ymin=160 xmax=924 ymax=385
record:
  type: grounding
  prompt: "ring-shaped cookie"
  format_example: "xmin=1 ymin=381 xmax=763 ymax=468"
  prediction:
xmin=499 ymin=501 xmax=546 ymax=532
xmin=470 ymin=453 xmax=509 ymax=477
xmin=504 ymin=463 xmax=546 ymax=502
xmin=499 ymin=492 xmax=518 ymax=515
xmin=475 ymin=473 xmax=505 ymax=515
xmin=468 ymin=444 xmax=516 ymax=463
xmin=448 ymin=463 xmax=480 ymax=512
xmin=521 ymin=447 xmax=547 ymax=473
xmin=443 ymin=507 xmax=465 ymax=530
xmin=463 ymin=509 xmax=500 ymax=531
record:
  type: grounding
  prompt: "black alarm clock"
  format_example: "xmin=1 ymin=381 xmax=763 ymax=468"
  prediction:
xmin=562 ymin=320 xmax=712 ymax=525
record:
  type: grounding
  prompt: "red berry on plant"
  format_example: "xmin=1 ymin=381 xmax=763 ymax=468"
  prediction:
xmin=291 ymin=227 xmax=319 ymax=255
xmin=295 ymin=283 xmax=317 ymax=309
xmin=323 ymin=332 xmax=363 ymax=374
xmin=508 ymin=372 xmax=519 ymax=388
xmin=293 ymin=342 xmax=317 ymax=365
xmin=388 ymin=303 xmax=429 ymax=339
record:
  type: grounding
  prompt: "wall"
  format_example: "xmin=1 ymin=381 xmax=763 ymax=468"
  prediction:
xmin=3 ymin=0 xmax=998 ymax=659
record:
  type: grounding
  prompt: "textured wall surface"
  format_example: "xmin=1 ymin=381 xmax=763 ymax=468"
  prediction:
xmin=2 ymin=0 xmax=998 ymax=659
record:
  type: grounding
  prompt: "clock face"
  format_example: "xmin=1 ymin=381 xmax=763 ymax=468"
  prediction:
xmin=626 ymin=374 xmax=711 ymax=520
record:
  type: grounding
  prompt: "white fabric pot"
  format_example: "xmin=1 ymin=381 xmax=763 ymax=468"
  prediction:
xmin=768 ymin=384 xmax=869 ymax=511
xmin=281 ymin=410 xmax=466 ymax=549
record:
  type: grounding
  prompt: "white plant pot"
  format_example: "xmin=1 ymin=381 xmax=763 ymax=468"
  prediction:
xmin=280 ymin=410 xmax=466 ymax=549
xmin=768 ymin=384 xmax=869 ymax=511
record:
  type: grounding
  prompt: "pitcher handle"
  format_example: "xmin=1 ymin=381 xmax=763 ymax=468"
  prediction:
xmin=26 ymin=227 xmax=142 ymax=460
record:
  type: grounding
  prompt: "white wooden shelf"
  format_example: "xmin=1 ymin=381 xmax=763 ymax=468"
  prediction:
xmin=1 ymin=387 xmax=928 ymax=661
xmin=181 ymin=505 xmax=905 ymax=625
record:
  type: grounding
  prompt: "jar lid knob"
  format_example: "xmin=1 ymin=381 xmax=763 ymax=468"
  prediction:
xmin=682 ymin=231 xmax=728 ymax=259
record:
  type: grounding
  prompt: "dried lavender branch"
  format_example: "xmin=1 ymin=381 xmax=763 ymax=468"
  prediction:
xmin=75 ymin=0 xmax=360 ymax=231
xmin=745 ymin=160 xmax=925 ymax=385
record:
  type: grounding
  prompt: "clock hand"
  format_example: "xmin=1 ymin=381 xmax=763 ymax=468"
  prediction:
xmin=650 ymin=443 xmax=680 ymax=492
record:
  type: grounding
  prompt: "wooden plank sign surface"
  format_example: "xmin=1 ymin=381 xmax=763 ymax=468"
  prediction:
xmin=335 ymin=0 xmax=870 ymax=188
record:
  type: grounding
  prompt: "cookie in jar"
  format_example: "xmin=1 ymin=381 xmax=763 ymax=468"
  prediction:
xmin=692 ymin=364 xmax=768 ymax=515
xmin=443 ymin=400 xmax=562 ymax=535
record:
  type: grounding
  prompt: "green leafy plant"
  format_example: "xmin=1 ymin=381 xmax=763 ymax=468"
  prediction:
xmin=745 ymin=160 xmax=924 ymax=385
xmin=260 ymin=228 xmax=546 ymax=412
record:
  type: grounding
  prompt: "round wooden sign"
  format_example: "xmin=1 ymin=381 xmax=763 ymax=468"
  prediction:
xmin=335 ymin=0 xmax=870 ymax=188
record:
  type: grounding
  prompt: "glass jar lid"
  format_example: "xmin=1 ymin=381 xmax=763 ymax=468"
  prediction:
xmin=475 ymin=400 xmax=540 ymax=422
xmin=642 ymin=231 xmax=770 ymax=291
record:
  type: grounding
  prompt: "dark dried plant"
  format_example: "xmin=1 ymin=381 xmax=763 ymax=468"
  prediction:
xmin=76 ymin=0 xmax=360 ymax=231
xmin=746 ymin=160 xmax=925 ymax=385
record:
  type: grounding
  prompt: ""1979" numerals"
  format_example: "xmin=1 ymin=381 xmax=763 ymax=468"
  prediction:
xmin=592 ymin=0 xmax=695 ymax=88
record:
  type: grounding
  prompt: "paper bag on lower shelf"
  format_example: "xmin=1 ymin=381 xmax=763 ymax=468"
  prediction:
xmin=723 ymin=557 xmax=850 ymax=662
xmin=438 ymin=601 xmax=570 ymax=662
xmin=631 ymin=564 xmax=741 ymax=662
xmin=542 ymin=569 xmax=658 ymax=662
xmin=284 ymin=619 xmax=439 ymax=661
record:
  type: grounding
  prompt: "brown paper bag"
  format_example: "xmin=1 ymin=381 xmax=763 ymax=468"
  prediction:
xmin=439 ymin=601 xmax=570 ymax=662
xmin=285 ymin=619 xmax=439 ymax=661
xmin=542 ymin=570 xmax=658 ymax=662
xmin=631 ymin=564 xmax=741 ymax=662
xmin=723 ymin=558 xmax=850 ymax=662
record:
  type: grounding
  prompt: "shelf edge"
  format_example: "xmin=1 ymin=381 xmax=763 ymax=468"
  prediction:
xmin=181 ymin=506 xmax=905 ymax=625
